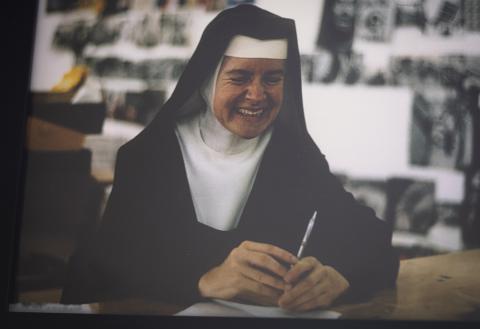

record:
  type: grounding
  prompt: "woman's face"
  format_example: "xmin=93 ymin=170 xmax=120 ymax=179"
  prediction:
xmin=213 ymin=56 xmax=285 ymax=139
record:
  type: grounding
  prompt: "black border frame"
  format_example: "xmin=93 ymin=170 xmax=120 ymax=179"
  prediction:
xmin=4 ymin=0 xmax=38 ymax=313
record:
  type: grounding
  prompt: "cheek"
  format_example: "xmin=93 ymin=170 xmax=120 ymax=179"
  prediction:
xmin=213 ymin=93 xmax=232 ymax=119
xmin=214 ymin=87 xmax=242 ymax=113
xmin=271 ymin=87 xmax=284 ymax=108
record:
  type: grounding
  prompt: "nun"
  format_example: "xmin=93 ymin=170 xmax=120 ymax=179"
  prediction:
xmin=62 ymin=4 xmax=399 ymax=312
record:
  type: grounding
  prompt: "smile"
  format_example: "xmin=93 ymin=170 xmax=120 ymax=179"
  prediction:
xmin=237 ymin=108 xmax=265 ymax=117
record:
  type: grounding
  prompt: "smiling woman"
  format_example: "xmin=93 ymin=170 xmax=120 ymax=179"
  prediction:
xmin=214 ymin=56 xmax=285 ymax=139
xmin=61 ymin=4 xmax=399 ymax=314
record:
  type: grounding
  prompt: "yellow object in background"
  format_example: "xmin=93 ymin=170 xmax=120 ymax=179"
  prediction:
xmin=77 ymin=0 xmax=106 ymax=14
xmin=51 ymin=66 xmax=89 ymax=93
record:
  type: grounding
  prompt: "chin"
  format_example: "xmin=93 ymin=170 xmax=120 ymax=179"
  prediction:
xmin=230 ymin=118 xmax=275 ymax=139
xmin=221 ymin=111 xmax=279 ymax=138
xmin=238 ymin=132 xmax=262 ymax=139
xmin=230 ymin=129 xmax=260 ymax=139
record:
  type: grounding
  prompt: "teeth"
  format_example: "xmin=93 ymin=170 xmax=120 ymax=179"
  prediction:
xmin=238 ymin=108 xmax=264 ymax=117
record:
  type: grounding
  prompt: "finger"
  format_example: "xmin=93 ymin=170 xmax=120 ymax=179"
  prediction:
xmin=281 ymin=277 xmax=329 ymax=310
xmin=283 ymin=257 xmax=320 ymax=284
xmin=279 ymin=265 xmax=327 ymax=307
xmin=245 ymin=250 xmax=290 ymax=278
xmin=239 ymin=265 xmax=286 ymax=290
xmin=238 ymin=276 xmax=283 ymax=306
xmin=291 ymin=290 xmax=333 ymax=312
xmin=240 ymin=241 xmax=297 ymax=265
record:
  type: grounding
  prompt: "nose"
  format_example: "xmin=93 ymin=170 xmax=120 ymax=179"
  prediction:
xmin=245 ymin=80 xmax=266 ymax=102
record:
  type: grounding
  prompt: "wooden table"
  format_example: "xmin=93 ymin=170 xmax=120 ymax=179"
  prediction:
xmin=18 ymin=249 xmax=479 ymax=320
xmin=90 ymin=249 xmax=480 ymax=320
xmin=333 ymin=249 xmax=480 ymax=320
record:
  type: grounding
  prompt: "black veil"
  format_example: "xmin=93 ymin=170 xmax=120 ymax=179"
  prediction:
xmin=145 ymin=4 xmax=308 ymax=148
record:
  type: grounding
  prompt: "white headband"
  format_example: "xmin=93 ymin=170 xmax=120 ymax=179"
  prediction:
xmin=224 ymin=35 xmax=288 ymax=59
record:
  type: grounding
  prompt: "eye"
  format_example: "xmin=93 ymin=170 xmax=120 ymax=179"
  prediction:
xmin=229 ymin=75 xmax=250 ymax=85
xmin=263 ymin=75 xmax=283 ymax=86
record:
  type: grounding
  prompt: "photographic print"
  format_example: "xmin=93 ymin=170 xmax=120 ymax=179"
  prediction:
xmin=395 ymin=0 xmax=463 ymax=37
xmin=388 ymin=56 xmax=477 ymax=169
xmin=436 ymin=203 xmax=461 ymax=226
xmin=301 ymin=51 xmax=364 ymax=84
xmin=389 ymin=55 xmax=480 ymax=88
xmin=7 ymin=0 xmax=480 ymax=325
xmin=386 ymin=177 xmax=436 ymax=234
xmin=408 ymin=85 xmax=472 ymax=169
xmin=317 ymin=0 xmax=357 ymax=53
xmin=54 ymin=11 xmax=191 ymax=51
xmin=355 ymin=0 xmax=395 ymax=42
xmin=47 ymin=0 xmax=131 ymax=14
xmin=463 ymin=0 xmax=480 ymax=32
xmin=342 ymin=177 xmax=388 ymax=220
xmin=85 ymin=56 xmax=187 ymax=81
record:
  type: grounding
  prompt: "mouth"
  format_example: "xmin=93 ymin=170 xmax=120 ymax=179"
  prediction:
xmin=236 ymin=107 xmax=266 ymax=118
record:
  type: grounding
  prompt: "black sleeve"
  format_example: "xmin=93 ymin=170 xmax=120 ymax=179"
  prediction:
xmin=61 ymin=145 xmax=141 ymax=304
xmin=304 ymin=137 xmax=400 ymax=303
xmin=61 ymin=141 xmax=210 ymax=306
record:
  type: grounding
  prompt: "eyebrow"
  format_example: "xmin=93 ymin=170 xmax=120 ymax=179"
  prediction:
xmin=225 ymin=69 xmax=285 ymax=76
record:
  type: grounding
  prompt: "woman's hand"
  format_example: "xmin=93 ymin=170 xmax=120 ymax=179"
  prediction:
xmin=278 ymin=256 xmax=349 ymax=312
xmin=198 ymin=241 xmax=298 ymax=306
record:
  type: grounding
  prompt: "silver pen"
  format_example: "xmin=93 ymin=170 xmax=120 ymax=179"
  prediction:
xmin=296 ymin=210 xmax=317 ymax=259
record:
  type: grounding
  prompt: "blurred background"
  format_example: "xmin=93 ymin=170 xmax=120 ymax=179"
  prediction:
xmin=12 ymin=0 xmax=480 ymax=305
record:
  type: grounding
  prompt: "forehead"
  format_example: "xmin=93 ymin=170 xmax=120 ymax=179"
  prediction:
xmin=220 ymin=56 xmax=286 ymax=73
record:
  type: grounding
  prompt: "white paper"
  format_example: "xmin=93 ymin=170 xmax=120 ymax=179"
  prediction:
xmin=176 ymin=299 xmax=341 ymax=319
xmin=175 ymin=302 xmax=251 ymax=317
xmin=9 ymin=303 xmax=93 ymax=314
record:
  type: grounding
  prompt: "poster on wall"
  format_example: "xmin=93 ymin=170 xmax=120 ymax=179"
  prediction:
xmin=388 ymin=55 xmax=477 ymax=169
xmin=341 ymin=177 xmax=388 ymax=220
xmin=386 ymin=178 xmax=437 ymax=235
xmin=355 ymin=0 xmax=395 ymax=42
